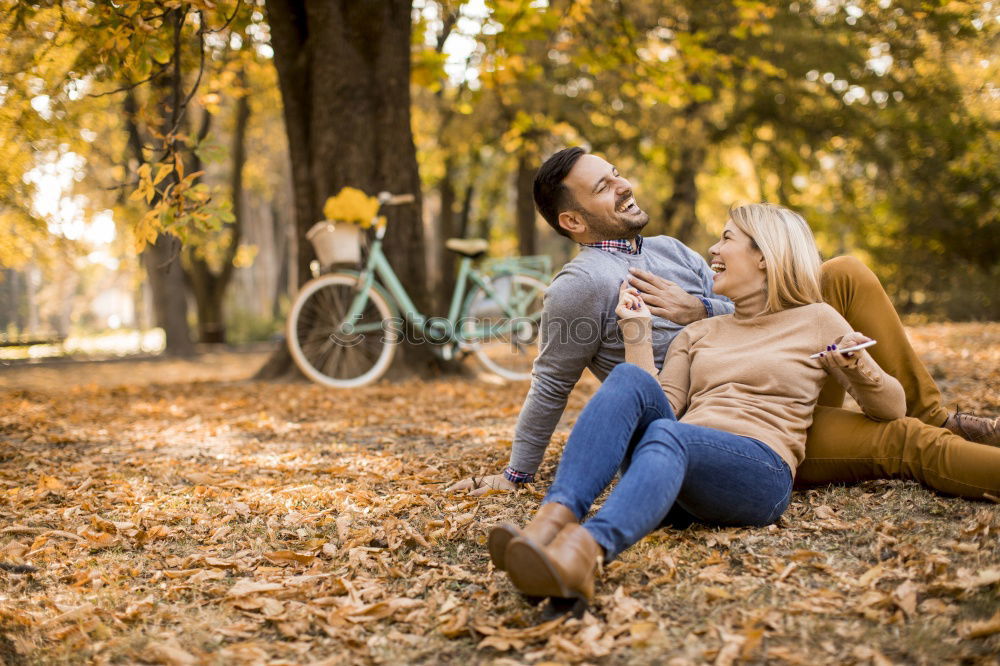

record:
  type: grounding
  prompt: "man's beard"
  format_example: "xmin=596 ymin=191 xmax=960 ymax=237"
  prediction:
xmin=579 ymin=207 xmax=650 ymax=241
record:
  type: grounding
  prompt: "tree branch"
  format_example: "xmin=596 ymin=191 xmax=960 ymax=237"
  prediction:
xmin=205 ymin=0 xmax=244 ymax=34
xmin=170 ymin=7 xmax=186 ymax=142
xmin=220 ymin=77 xmax=251 ymax=287
xmin=87 ymin=62 xmax=172 ymax=98
xmin=166 ymin=11 xmax=208 ymax=140
xmin=435 ymin=8 xmax=457 ymax=53
xmin=124 ymin=88 xmax=148 ymax=166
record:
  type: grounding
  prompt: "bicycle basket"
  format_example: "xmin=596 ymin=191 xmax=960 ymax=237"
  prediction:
xmin=306 ymin=221 xmax=363 ymax=266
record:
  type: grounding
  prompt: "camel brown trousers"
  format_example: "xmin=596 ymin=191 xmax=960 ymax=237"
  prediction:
xmin=796 ymin=256 xmax=999 ymax=499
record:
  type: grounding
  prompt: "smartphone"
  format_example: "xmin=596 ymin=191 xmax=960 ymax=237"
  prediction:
xmin=809 ymin=339 xmax=877 ymax=359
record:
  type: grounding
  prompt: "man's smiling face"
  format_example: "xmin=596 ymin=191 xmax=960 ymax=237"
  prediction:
xmin=561 ymin=154 xmax=649 ymax=241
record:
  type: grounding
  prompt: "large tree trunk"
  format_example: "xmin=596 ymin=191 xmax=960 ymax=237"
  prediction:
xmin=662 ymin=143 xmax=706 ymax=246
xmin=515 ymin=153 xmax=537 ymax=257
xmin=142 ymin=234 xmax=196 ymax=356
xmin=123 ymin=20 xmax=197 ymax=357
xmin=272 ymin=202 xmax=290 ymax=319
xmin=184 ymin=82 xmax=251 ymax=344
xmin=457 ymin=181 xmax=474 ymax=240
xmin=261 ymin=0 xmax=442 ymax=380
xmin=662 ymin=104 xmax=708 ymax=246
xmin=182 ymin=109 xmax=225 ymax=344
xmin=436 ymin=156 xmax=458 ymax=315
xmin=0 ymin=269 xmax=20 ymax=332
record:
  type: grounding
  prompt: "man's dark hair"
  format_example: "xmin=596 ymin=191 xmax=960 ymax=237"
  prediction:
xmin=533 ymin=147 xmax=586 ymax=238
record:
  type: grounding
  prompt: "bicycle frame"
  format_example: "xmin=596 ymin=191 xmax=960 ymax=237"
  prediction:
xmin=338 ymin=230 xmax=540 ymax=348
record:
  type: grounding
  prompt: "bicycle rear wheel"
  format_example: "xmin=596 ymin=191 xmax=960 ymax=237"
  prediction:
xmin=462 ymin=273 xmax=546 ymax=380
xmin=287 ymin=273 xmax=398 ymax=388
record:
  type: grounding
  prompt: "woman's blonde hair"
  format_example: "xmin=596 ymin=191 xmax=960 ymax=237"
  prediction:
xmin=728 ymin=203 xmax=823 ymax=313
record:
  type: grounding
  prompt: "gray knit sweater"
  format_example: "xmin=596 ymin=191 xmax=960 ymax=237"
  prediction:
xmin=509 ymin=235 xmax=733 ymax=475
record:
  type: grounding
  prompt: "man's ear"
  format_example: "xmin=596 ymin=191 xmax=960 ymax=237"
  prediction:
xmin=558 ymin=210 xmax=586 ymax=238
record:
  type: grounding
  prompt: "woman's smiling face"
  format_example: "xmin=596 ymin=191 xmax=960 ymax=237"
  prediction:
xmin=708 ymin=220 xmax=767 ymax=302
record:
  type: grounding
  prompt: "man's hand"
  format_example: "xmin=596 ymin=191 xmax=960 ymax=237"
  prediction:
xmin=628 ymin=267 xmax=706 ymax=325
xmin=445 ymin=473 xmax=517 ymax=497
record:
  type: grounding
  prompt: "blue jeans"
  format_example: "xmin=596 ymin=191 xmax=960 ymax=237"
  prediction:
xmin=544 ymin=363 xmax=793 ymax=560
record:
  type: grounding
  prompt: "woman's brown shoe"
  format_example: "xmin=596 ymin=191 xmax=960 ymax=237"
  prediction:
xmin=488 ymin=503 xmax=577 ymax=571
xmin=505 ymin=523 xmax=602 ymax=600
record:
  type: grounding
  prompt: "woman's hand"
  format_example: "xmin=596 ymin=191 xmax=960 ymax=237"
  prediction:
xmin=616 ymin=280 xmax=652 ymax=320
xmin=817 ymin=331 xmax=872 ymax=369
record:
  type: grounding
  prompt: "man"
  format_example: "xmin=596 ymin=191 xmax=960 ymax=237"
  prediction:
xmin=448 ymin=147 xmax=999 ymax=498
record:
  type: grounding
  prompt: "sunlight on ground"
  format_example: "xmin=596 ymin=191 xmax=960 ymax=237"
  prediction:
xmin=0 ymin=329 xmax=165 ymax=361
xmin=0 ymin=348 xmax=271 ymax=391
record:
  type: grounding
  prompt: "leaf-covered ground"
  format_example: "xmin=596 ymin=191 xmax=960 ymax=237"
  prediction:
xmin=1 ymin=323 xmax=998 ymax=665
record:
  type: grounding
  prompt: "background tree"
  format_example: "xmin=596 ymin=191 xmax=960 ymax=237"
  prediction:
xmin=0 ymin=0 xmax=271 ymax=352
xmin=260 ymin=0 xmax=435 ymax=377
xmin=181 ymin=64 xmax=253 ymax=345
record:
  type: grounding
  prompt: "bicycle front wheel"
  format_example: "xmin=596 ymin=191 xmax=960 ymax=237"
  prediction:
xmin=462 ymin=273 xmax=546 ymax=381
xmin=287 ymin=273 xmax=398 ymax=388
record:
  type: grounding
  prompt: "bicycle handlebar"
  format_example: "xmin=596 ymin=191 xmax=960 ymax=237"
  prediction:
xmin=372 ymin=193 xmax=415 ymax=240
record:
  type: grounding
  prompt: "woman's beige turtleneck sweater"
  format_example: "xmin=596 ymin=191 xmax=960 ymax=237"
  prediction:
xmin=618 ymin=301 xmax=905 ymax=474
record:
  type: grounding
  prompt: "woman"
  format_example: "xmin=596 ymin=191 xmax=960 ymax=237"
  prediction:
xmin=488 ymin=203 xmax=907 ymax=601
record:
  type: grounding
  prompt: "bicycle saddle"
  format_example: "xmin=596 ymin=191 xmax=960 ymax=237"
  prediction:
xmin=445 ymin=238 xmax=489 ymax=258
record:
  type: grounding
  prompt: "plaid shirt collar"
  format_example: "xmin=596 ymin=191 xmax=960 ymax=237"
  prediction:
xmin=580 ymin=235 xmax=644 ymax=255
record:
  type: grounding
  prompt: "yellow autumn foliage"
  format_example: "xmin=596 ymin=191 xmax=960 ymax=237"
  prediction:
xmin=323 ymin=187 xmax=384 ymax=228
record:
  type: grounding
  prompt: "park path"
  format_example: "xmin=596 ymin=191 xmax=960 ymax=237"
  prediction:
xmin=0 ymin=349 xmax=272 ymax=391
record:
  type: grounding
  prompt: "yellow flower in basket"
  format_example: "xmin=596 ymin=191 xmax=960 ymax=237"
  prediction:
xmin=323 ymin=187 xmax=386 ymax=229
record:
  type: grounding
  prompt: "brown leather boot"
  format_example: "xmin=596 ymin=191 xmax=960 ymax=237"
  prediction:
xmin=505 ymin=523 xmax=603 ymax=600
xmin=488 ymin=503 xmax=577 ymax=571
xmin=943 ymin=412 xmax=1000 ymax=447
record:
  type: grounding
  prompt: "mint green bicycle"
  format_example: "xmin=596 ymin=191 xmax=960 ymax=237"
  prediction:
xmin=287 ymin=192 xmax=550 ymax=388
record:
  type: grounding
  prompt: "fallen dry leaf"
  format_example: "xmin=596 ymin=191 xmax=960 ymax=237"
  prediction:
xmin=958 ymin=610 xmax=1000 ymax=639
xmin=226 ymin=580 xmax=284 ymax=598
xmin=892 ymin=579 xmax=919 ymax=617
xmin=263 ymin=549 xmax=315 ymax=566
xmin=145 ymin=640 xmax=198 ymax=666
xmin=439 ymin=605 xmax=469 ymax=638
